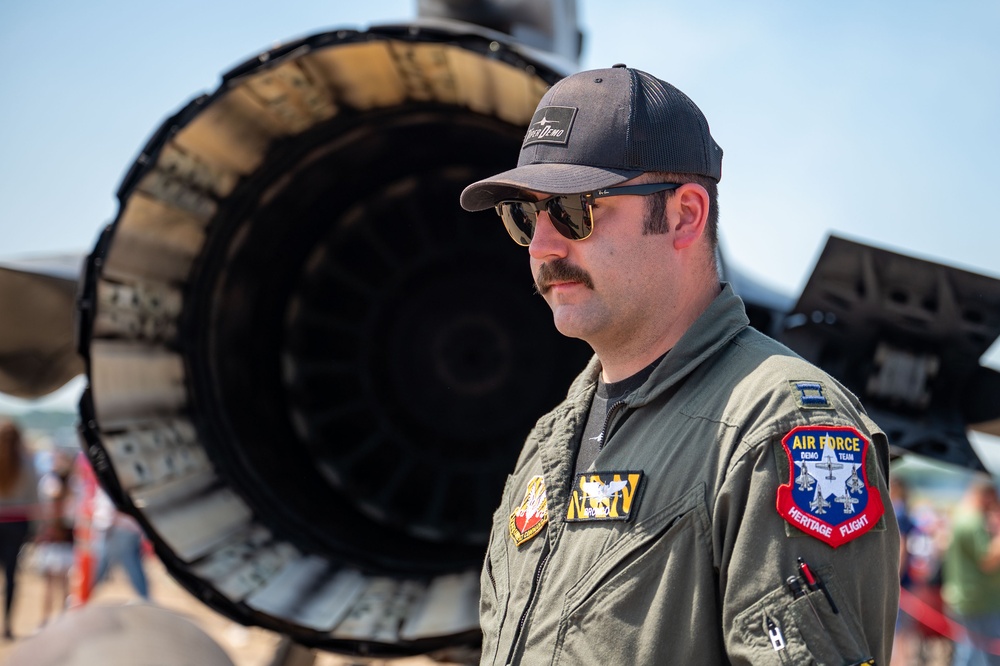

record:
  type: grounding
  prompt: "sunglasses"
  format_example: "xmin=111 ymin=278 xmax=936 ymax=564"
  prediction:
xmin=495 ymin=182 xmax=682 ymax=246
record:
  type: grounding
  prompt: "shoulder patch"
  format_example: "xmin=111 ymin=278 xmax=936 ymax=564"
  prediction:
xmin=566 ymin=471 xmax=643 ymax=522
xmin=789 ymin=380 xmax=834 ymax=410
xmin=509 ymin=475 xmax=548 ymax=547
xmin=776 ymin=425 xmax=884 ymax=548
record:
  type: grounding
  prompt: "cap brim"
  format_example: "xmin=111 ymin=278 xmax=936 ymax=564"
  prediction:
xmin=459 ymin=163 xmax=641 ymax=211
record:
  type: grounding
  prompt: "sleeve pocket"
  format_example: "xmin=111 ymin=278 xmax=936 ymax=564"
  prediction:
xmin=733 ymin=570 xmax=871 ymax=666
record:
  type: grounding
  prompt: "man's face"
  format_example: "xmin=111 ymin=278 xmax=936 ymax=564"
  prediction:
xmin=527 ymin=177 xmax=678 ymax=350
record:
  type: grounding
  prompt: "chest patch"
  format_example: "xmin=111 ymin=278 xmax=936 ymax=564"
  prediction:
xmin=566 ymin=471 xmax=644 ymax=522
xmin=509 ymin=475 xmax=549 ymax=547
xmin=776 ymin=425 xmax=884 ymax=548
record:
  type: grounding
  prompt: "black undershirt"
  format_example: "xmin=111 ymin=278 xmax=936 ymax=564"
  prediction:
xmin=573 ymin=352 xmax=667 ymax=476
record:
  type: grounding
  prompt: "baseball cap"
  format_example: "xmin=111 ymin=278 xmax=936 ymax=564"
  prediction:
xmin=460 ymin=65 xmax=723 ymax=211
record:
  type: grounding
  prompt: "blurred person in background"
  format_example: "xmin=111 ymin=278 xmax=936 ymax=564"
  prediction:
xmin=32 ymin=449 xmax=76 ymax=627
xmin=891 ymin=476 xmax=920 ymax=665
xmin=942 ymin=476 xmax=1000 ymax=665
xmin=0 ymin=420 xmax=38 ymax=639
xmin=90 ymin=487 xmax=149 ymax=600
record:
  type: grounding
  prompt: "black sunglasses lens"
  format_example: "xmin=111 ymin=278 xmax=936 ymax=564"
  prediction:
xmin=498 ymin=195 xmax=592 ymax=245
xmin=545 ymin=196 xmax=590 ymax=241
xmin=500 ymin=202 xmax=535 ymax=246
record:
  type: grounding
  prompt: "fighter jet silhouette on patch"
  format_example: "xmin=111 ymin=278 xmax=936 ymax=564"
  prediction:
xmin=809 ymin=487 xmax=831 ymax=514
xmin=835 ymin=492 xmax=860 ymax=514
xmin=846 ymin=465 xmax=865 ymax=494
xmin=796 ymin=462 xmax=817 ymax=491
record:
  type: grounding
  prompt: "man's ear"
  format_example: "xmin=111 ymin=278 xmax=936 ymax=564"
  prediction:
xmin=671 ymin=184 xmax=709 ymax=250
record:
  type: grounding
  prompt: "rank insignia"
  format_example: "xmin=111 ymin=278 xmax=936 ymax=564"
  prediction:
xmin=790 ymin=380 xmax=833 ymax=410
xmin=509 ymin=475 xmax=549 ymax=546
xmin=566 ymin=471 xmax=643 ymax=522
xmin=776 ymin=425 xmax=884 ymax=548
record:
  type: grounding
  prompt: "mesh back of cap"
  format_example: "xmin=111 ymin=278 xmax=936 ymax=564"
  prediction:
xmin=626 ymin=70 xmax=714 ymax=177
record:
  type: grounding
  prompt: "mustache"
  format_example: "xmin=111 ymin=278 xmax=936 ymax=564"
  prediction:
xmin=534 ymin=259 xmax=595 ymax=295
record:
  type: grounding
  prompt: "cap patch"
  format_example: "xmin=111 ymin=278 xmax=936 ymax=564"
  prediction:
xmin=509 ymin=475 xmax=549 ymax=546
xmin=566 ymin=471 xmax=643 ymax=522
xmin=790 ymin=380 xmax=833 ymax=410
xmin=776 ymin=425 xmax=884 ymax=548
xmin=522 ymin=106 xmax=577 ymax=148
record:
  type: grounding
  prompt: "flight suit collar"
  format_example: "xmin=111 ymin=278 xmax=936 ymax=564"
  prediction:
xmin=629 ymin=281 xmax=749 ymax=407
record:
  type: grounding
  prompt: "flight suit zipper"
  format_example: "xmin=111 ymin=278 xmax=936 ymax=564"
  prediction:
xmin=503 ymin=541 xmax=550 ymax=665
xmin=597 ymin=400 xmax=627 ymax=450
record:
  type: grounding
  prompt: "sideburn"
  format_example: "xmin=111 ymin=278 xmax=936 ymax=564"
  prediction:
xmin=642 ymin=190 xmax=671 ymax=235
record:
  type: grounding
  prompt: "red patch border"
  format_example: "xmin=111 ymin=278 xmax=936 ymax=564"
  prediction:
xmin=776 ymin=425 xmax=884 ymax=548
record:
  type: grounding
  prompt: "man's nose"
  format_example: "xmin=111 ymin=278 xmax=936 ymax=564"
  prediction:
xmin=528 ymin=210 xmax=570 ymax=260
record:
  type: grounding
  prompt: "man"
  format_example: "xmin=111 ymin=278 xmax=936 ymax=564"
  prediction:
xmin=460 ymin=65 xmax=899 ymax=664
xmin=942 ymin=477 xmax=1000 ymax=665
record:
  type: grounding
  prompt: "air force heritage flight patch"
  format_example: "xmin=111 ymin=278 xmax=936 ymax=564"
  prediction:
xmin=566 ymin=471 xmax=643 ymax=522
xmin=776 ymin=425 xmax=884 ymax=548
xmin=509 ymin=475 xmax=549 ymax=547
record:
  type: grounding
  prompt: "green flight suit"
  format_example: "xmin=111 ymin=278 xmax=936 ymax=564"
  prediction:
xmin=481 ymin=283 xmax=900 ymax=665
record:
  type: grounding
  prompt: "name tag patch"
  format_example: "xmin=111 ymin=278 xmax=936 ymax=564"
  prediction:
xmin=776 ymin=425 xmax=884 ymax=548
xmin=566 ymin=471 xmax=643 ymax=522
xmin=509 ymin=475 xmax=549 ymax=547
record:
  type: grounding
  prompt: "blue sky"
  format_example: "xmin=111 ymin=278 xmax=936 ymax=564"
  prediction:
xmin=2 ymin=1 xmax=997 ymax=291
xmin=2 ymin=0 xmax=999 ymax=461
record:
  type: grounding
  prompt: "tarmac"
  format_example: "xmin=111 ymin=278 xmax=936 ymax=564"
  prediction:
xmin=0 ymin=551 xmax=463 ymax=666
